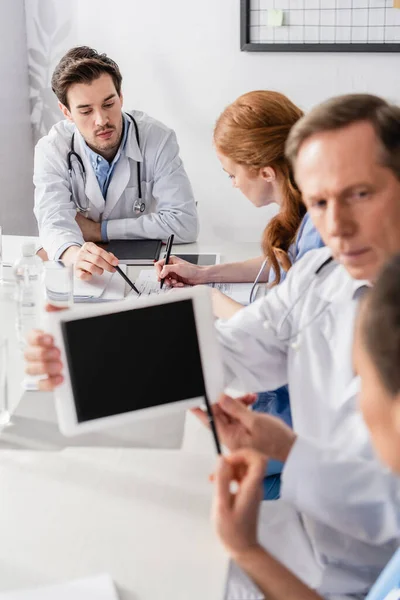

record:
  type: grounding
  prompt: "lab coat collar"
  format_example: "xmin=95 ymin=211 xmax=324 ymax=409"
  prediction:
xmin=101 ymin=114 xmax=143 ymax=219
xmin=352 ymin=279 xmax=371 ymax=299
xmin=123 ymin=112 xmax=143 ymax=163
xmin=313 ymin=256 xmax=370 ymax=304
xmin=75 ymin=128 xmax=105 ymax=213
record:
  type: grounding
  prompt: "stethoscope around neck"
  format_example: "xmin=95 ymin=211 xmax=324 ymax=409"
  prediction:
xmin=66 ymin=112 xmax=145 ymax=215
xmin=250 ymin=255 xmax=335 ymax=350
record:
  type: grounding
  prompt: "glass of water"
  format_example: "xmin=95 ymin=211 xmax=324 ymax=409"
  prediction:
xmin=0 ymin=337 xmax=10 ymax=428
xmin=43 ymin=261 xmax=73 ymax=308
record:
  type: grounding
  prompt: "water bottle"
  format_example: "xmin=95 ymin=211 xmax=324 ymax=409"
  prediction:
xmin=14 ymin=243 xmax=44 ymax=349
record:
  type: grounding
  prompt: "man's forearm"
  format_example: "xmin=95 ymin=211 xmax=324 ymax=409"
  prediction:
xmin=75 ymin=213 xmax=102 ymax=242
xmin=234 ymin=545 xmax=322 ymax=600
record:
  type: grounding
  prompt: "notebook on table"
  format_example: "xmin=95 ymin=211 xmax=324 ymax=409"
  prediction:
xmin=73 ymin=266 xmax=127 ymax=302
xmin=98 ymin=240 xmax=162 ymax=265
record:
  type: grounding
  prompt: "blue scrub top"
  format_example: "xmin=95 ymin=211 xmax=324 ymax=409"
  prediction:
xmin=366 ymin=547 xmax=400 ymax=600
xmin=268 ymin=211 xmax=324 ymax=286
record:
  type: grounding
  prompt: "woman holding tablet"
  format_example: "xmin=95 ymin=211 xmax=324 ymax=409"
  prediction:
xmin=211 ymin=255 xmax=400 ymax=600
xmin=156 ymin=91 xmax=324 ymax=499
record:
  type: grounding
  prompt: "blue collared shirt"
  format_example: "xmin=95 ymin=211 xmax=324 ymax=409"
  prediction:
xmin=84 ymin=115 xmax=130 ymax=242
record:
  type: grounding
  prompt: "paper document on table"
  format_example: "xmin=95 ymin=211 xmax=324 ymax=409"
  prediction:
xmin=208 ymin=282 xmax=260 ymax=305
xmin=74 ymin=266 xmax=126 ymax=302
xmin=0 ymin=574 xmax=119 ymax=600
xmin=133 ymin=269 xmax=174 ymax=297
xmin=132 ymin=270 xmax=262 ymax=305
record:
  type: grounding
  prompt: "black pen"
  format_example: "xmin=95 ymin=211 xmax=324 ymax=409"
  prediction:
xmin=115 ymin=265 xmax=141 ymax=296
xmin=204 ymin=394 xmax=222 ymax=455
xmin=160 ymin=234 xmax=174 ymax=289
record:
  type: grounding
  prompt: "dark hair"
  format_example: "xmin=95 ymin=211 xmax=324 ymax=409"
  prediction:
xmin=214 ymin=91 xmax=305 ymax=285
xmin=362 ymin=254 xmax=400 ymax=396
xmin=285 ymin=94 xmax=400 ymax=181
xmin=51 ymin=46 xmax=122 ymax=109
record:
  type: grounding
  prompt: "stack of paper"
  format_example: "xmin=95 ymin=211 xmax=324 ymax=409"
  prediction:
xmin=74 ymin=266 xmax=127 ymax=303
xmin=0 ymin=574 xmax=119 ymax=600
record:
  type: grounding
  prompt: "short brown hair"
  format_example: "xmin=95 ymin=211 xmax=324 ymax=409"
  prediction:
xmin=51 ymin=46 xmax=122 ymax=109
xmin=214 ymin=91 xmax=305 ymax=285
xmin=361 ymin=254 xmax=400 ymax=396
xmin=285 ymin=94 xmax=400 ymax=180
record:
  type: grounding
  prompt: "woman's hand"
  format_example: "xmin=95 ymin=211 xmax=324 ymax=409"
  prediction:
xmin=154 ymin=256 xmax=206 ymax=287
xmin=213 ymin=449 xmax=323 ymax=600
xmin=24 ymin=305 xmax=65 ymax=391
xmin=212 ymin=448 xmax=266 ymax=557
xmin=192 ymin=394 xmax=296 ymax=461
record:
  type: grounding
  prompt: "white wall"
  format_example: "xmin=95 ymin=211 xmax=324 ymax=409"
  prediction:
xmin=25 ymin=0 xmax=75 ymax=143
xmin=27 ymin=0 xmax=400 ymax=243
xmin=0 ymin=0 xmax=36 ymax=234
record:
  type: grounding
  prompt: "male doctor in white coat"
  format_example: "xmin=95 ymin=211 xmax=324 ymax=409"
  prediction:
xmin=34 ymin=46 xmax=198 ymax=279
xmin=25 ymin=94 xmax=400 ymax=599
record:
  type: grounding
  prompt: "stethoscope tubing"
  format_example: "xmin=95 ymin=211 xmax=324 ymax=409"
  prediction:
xmin=67 ymin=112 xmax=144 ymax=214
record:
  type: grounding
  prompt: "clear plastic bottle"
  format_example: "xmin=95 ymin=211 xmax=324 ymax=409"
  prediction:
xmin=14 ymin=243 xmax=44 ymax=349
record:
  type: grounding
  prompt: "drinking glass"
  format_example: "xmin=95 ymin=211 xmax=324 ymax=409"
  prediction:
xmin=43 ymin=261 xmax=73 ymax=308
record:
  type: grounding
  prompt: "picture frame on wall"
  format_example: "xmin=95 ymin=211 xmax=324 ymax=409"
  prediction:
xmin=240 ymin=0 xmax=400 ymax=53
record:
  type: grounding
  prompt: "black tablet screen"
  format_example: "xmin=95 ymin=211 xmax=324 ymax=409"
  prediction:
xmin=61 ymin=299 xmax=206 ymax=423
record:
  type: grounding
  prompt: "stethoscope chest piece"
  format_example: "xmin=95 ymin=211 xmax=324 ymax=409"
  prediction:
xmin=134 ymin=200 xmax=146 ymax=214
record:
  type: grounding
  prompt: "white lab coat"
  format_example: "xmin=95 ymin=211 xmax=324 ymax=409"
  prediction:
xmin=33 ymin=110 xmax=199 ymax=259
xmin=217 ymin=247 xmax=400 ymax=599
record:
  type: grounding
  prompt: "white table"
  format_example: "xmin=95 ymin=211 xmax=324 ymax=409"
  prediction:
xmin=0 ymin=447 xmax=228 ymax=599
xmin=0 ymin=235 xmax=261 ymax=450
xmin=2 ymin=235 xmax=261 ymax=277
xmin=0 ymin=235 xmax=260 ymax=599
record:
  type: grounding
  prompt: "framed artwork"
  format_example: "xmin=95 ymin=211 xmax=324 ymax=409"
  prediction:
xmin=241 ymin=0 xmax=400 ymax=52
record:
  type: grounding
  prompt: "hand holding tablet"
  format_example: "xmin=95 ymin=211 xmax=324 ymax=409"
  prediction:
xmin=48 ymin=287 xmax=224 ymax=452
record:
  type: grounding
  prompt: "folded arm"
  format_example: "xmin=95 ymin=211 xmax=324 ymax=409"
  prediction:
xmin=105 ymin=131 xmax=199 ymax=243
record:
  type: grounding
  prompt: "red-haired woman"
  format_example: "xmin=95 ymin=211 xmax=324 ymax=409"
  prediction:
xmin=155 ymin=91 xmax=324 ymax=499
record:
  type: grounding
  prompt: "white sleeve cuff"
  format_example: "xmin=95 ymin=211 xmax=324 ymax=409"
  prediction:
xmin=281 ymin=437 xmax=320 ymax=506
xmin=54 ymin=242 xmax=81 ymax=261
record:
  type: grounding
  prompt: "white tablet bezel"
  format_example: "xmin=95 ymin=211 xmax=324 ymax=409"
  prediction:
xmin=49 ymin=286 xmax=224 ymax=436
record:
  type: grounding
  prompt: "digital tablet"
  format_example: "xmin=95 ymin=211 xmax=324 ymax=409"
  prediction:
xmin=50 ymin=287 xmax=223 ymax=436
xmin=98 ymin=239 xmax=162 ymax=265
xmin=163 ymin=253 xmax=220 ymax=266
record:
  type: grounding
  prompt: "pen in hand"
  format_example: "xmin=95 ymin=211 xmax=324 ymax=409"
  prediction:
xmin=160 ymin=234 xmax=174 ymax=290
xmin=204 ymin=394 xmax=222 ymax=455
xmin=115 ymin=265 xmax=141 ymax=296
